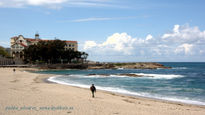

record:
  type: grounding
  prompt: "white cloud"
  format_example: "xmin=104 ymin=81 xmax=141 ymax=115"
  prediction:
xmin=73 ymin=17 xmax=114 ymax=22
xmin=162 ymin=24 xmax=205 ymax=44
xmin=173 ymin=24 xmax=180 ymax=33
xmin=146 ymin=34 xmax=153 ymax=41
xmin=0 ymin=0 xmax=115 ymax=8
xmin=0 ymin=41 xmax=10 ymax=48
xmin=83 ymin=24 xmax=205 ymax=62
xmin=0 ymin=0 xmax=68 ymax=8
xmin=175 ymin=43 xmax=194 ymax=55
xmin=84 ymin=33 xmax=137 ymax=55
xmin=200 ymin=50 xmax=205 ymax=55
xmin=84 ymin=41 xmax=97 ymax=50
xmin=27 ymin=0 xmax=66 ymax=6
xmin=71 ymin=16 xmax=137 ymax=22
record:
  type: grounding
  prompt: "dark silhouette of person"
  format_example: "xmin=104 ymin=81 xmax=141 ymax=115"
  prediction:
xmin=13 ymin=68 xmax=16 ymax=72
xmin=90 ymin=84 xmax=96 ymax=98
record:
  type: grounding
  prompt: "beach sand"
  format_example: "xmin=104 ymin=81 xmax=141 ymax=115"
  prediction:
xmin=0 ymin=68 xmax=205 ymax=115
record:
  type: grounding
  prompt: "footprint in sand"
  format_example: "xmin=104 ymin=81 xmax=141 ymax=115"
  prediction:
xmin=10 ymin=79 xmax=19 ymax=83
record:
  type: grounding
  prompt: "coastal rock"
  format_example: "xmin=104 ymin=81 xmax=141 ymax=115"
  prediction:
xmin=118 ymin=74 xmax=144 ymax=77
xmin=88 ymin=62 xmax=171 ymax=70
xmin=88 ymin=74 xmax=109 ymax=76
xmin=87 ymin=73 xmax=152 ymax=78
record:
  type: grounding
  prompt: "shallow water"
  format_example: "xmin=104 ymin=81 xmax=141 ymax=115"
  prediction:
xmin=37 ymin=62 xmax=205 ymax=105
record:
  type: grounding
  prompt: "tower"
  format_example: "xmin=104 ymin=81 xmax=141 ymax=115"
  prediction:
xmin=35 ymin=32 xmax=40 ymax=39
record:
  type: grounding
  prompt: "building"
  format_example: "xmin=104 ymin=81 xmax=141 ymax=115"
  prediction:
xmin=10 ymin=33 xmax=78 ymax=58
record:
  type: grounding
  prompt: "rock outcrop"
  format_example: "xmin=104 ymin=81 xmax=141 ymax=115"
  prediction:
xmin=87 ymin=73 xmax=152 ymax=78
xmin=88 ymin=62 xmax=171 ymax=69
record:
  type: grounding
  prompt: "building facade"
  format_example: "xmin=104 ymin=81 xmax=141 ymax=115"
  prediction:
xmin=10 ymin=34 xmax=78 ymax=58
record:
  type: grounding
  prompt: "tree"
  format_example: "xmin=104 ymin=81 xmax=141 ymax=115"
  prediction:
xmin=23 ymin=39 xmax=88 ymax=64
xmin=23 ymin=44 xmax=39 ymax=63
xmin=0 ymin=46 xmax=10 ymax=57
xmin=81 ymin=52 xmax=88 ymax=61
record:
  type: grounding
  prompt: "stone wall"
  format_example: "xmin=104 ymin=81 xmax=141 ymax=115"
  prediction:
xmin=0 ymin=56 xmax=24 ymax=65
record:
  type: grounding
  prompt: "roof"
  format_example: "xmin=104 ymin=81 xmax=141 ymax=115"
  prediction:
xmin=38 ymin=39 xmax=77 ymax=43
xmin=20 ymin=43 xmax=27 ymax=47
xmin=65 ymin=41 xmax=77 ymax=43
xmin=25 ymin=38 xmax=40 ymax=42
xmin=11 ymin=43 xmax=27 ymax=47
xmin=11 ymin=36 xmax=77 ymax=43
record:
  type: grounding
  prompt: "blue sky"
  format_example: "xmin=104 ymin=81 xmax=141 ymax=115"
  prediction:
xmin=0 ymin=0 xmax=205 ymax=62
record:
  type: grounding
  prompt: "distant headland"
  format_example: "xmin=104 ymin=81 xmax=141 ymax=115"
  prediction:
xmin=28 ymin=62 xmax=171 ymax=70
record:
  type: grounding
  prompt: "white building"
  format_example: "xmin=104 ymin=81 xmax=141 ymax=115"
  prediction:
xmin=10 ymin=33 xmax=78 ymax=58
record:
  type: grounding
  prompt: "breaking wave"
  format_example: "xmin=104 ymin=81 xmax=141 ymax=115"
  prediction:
xmin=47 ymin=76 xmax=205 ymax=106
xmin=65 ymin=73 xmax=185 ymax=79
xmin=132 ymin=73 xmax=185 ymax=79
xmin=172 ymin=67 xmax=188 ymax=69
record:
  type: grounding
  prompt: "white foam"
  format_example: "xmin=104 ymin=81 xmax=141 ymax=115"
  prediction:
xmin=109 ymin=74 xmax=129 ymax=78
xmin=48 ymin=76 xmax=90 ymax=88
xmin=48 ymin=76 xmax=146 ymax=96
xmin=80 ymin=75 xmax=109 ymax=78
xmin=48 ymin=76 xmax=205 ymax=106
xmin=64 ymin=73 xmax=184 ymax=79
xmin=83 ymin=73 xmax=184 ymax=79
xmin=69 ymin=74 xmax=128 ymax=78
xmin=172 ymin=67 xmax=188 ymax=69
xmin=159 ymin=97 xmax=205 ymax=105
xmin=132 ymin=73 xmax=184 ymax=79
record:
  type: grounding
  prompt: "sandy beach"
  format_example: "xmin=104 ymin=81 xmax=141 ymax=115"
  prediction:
xmin=0 ymin=68 xmax=205 ymax=115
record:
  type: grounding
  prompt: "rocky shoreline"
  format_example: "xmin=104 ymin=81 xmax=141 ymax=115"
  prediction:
xmin=87 ymin=73 xmax=146 ymax=78
xmin=88 ymin=62 xmax=171 ymax=69
xmin=15 ymin=62 xmax=170 ymax=70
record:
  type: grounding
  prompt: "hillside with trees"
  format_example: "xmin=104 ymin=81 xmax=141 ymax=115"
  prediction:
xmin=0 ymin=46 xmax=10 ymax=57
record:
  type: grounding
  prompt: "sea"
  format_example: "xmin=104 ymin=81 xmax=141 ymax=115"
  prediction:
xmin=36 ymin=62 xmax=205 ymax=106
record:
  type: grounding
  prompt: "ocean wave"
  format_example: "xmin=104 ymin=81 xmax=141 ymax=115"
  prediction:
xmin=48 ymin=76 xmax=90 ymax=88
xmin=117 ymin=67 xmax=124 ymax=70
xmin=63 ymin=73 xmax=184 ymax=79
xmin=159 ymin=97 xmax=205 ymax=106
xmin=132 ymin=73 xmax=184 ymax=79
xmin=172 ymin=67 xmax=188 ymax=69
xmin=86 ymin=73 xmax=185 ymax=79
xmin=66 ymin=74 xmax=129 ymax=78
xmin=47 ymin=76 xmax=205 ymax=105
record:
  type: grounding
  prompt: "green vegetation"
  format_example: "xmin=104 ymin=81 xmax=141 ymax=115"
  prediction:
xmin=0 ymin=46 xmax=10 ymax=57
xmin=23 ymin=40 xmax=88 ymax=64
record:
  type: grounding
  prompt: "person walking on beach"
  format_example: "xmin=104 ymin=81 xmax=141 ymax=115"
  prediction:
xmin=90 ymin=84 xmax=96 ymax=98
xmin=13 ymin=68 xmax=16 ymax=72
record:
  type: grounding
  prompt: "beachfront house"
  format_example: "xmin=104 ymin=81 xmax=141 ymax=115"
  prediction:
xmin=10 ymin=33 xmax=78 ymax=59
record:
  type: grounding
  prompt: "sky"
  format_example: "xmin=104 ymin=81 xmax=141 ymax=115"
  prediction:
xmin=0 ymin=0 xmax=205 ymax=62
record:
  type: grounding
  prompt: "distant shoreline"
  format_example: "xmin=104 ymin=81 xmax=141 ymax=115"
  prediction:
xmin=0 ymin=62 xmax=171 ymax=70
